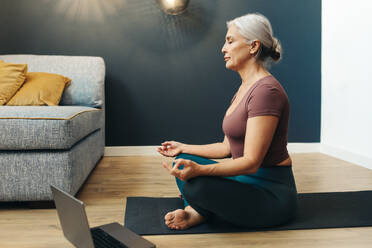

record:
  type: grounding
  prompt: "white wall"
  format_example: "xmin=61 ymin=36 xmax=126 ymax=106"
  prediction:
xmin=322 ymin=0 xmax=372 ymax=169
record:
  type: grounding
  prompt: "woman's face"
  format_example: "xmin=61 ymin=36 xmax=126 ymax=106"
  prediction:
xmin=221 ymin=24 xmax=254 ymax=71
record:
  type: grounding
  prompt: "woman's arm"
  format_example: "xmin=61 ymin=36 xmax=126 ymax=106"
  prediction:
xmin=166 ymin=116 xmax=278 ymax=181
xmin=198 ymin=115 xmax=278 ymax=176
xmin=164 ymin=115 xmax=279 ymax=181
xmin=180 ymin=136 xmax=231 ymax=159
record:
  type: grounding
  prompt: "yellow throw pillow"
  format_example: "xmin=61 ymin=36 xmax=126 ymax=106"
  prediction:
xmin=0 ymin=61 xmax=28 ymax=105
xmin=6 ymin=72 xmax=71 ymax=106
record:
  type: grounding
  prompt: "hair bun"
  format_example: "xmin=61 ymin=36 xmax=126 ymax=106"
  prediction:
xmin=271 ymin=37 xmax=281 ymax=62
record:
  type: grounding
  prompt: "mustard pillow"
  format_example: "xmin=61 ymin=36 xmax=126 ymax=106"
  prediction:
xmin=0 ymin=61 xmax=28 ymax=105
xmin=6 ymin=72 xmax=71 ymax=106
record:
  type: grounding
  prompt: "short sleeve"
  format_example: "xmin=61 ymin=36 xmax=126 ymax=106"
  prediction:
xmin=246 ymin=83 xmax=286 ymax=118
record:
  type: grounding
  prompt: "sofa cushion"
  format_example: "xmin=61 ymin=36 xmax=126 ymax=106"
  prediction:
xmin=0 ymin=106 xmax=103 ymax=150
xmin=6 ymin=72 xmax=71 ymax=106
xmin=0 ymin=55 xmax=105 ymax=108
xmin=0 ymin=61 xmax=28 ymax=105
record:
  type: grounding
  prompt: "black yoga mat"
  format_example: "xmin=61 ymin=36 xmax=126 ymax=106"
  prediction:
xmin=124 ymin=191 xmax=372 ymax=235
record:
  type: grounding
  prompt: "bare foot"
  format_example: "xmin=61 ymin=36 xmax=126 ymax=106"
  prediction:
xmin=164 ymin=206 xmax=205 ymax=230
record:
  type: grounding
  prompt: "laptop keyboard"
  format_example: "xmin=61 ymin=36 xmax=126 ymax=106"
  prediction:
xmin=91 ymin=228 xmax=129 ymax=248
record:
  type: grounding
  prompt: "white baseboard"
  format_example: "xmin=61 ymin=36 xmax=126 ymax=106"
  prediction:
xmin=104 ymin=146 xmax=160 ymax=156
xmin=287 ymin=143 xmax=320 ymax=153
xmin=104 ymin=143 xmax=372 ymax=170
xmin=104 ymin=143 xmax=321 ymax=157
xmin=320 ymin=144 xmax=372 ymax=170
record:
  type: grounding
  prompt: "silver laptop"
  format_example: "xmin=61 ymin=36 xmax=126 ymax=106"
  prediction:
xmin=51 ymin=185 xmax=156 ymax=248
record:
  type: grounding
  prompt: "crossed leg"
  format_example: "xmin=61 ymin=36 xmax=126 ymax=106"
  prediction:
xmin=164 ymin=154 xmax=297 ymax=230
xmin=164 ymin=153 xmax=217 ymax=230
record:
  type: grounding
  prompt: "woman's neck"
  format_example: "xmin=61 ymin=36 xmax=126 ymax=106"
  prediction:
xmin=237 ymin=61 xmax=270 ymax=88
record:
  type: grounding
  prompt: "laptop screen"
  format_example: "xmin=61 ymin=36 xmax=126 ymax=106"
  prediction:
xmin=51 ymin=185 xmax=95 ymax=248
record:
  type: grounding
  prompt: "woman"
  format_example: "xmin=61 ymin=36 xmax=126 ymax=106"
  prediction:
xmin=158 ymin=13 xmax=298 ymax=230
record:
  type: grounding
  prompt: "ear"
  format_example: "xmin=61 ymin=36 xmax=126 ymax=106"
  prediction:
xmin=250 ymin=40 xmax=261 ymax=55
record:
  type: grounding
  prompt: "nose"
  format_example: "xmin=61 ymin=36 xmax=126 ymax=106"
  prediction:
xmin=221 ymin=42 xmax=227 ymax=54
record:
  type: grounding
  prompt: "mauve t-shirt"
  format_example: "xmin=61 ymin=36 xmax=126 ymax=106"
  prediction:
xmin=222 ymin=75 xmax=290 ymax=166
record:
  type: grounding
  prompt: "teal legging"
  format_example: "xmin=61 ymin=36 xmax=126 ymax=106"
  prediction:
xmin=173 ymin=153 xmax=298 ymax=228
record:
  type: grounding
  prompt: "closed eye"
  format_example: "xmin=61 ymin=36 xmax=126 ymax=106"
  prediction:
xmin=225 ymin=35 xmax=233 ymax=44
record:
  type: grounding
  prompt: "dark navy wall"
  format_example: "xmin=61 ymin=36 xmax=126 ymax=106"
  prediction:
xmin=0 ymin=0 xmax=321 ymax=145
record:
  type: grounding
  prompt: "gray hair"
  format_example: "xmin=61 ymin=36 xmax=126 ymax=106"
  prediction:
xmin=227 ymin=13 xmax=282 ymax=68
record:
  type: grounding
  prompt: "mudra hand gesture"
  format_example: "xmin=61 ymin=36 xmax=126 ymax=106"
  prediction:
xmin=162 ymin=158 xmax=202 ymax=181
xmin=158 ymin=141 xmax=202 ymax=181
xmin=157 ymin=141 xmax=183 ymax=157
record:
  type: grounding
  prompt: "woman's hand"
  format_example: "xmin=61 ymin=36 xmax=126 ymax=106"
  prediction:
xmin=162 ymin=159 xmax=202 ymax=181
xmin=158 ymin=141 xmax=184 ymax=157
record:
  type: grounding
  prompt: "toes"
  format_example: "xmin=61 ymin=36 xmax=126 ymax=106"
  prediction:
xmin=176 ymin=223 xmax=186 ymax=230
xmin=164 ymin=213 xmax=170 ymax=221
xmin=169 ymin=224 xmax=176 ymax=229
xmin=167 ymin=222 xmax=180 ymax=230
xmin=164 ymin=209 xmax=191 ymax=230
xmin=165 ymin=216 xmax=175 ymax=227
xmin=171 ymin=224 xmax=185 ymax=230
xmin=164 ymin=212 xmax=175 ymax=221
xmin=166 ymin=221 xmax=174 ymax=229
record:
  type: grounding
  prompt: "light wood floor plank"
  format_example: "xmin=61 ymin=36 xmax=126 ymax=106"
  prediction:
xmin=1 ymin=153 xmax=372 ymax=247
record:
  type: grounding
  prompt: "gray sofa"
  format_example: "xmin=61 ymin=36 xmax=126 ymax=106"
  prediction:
xmin=0 ymin=54 xmax=105 ymax=201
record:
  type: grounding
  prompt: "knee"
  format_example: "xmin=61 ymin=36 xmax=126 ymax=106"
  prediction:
xmin=175 ymin=153 xmax=197 ymax=161
xmin=183 ymin=177 xmax=211 ymax=201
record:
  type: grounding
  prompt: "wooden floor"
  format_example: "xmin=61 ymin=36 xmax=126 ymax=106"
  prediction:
xmin=1 ymin=153 xmax=372 ymax=247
